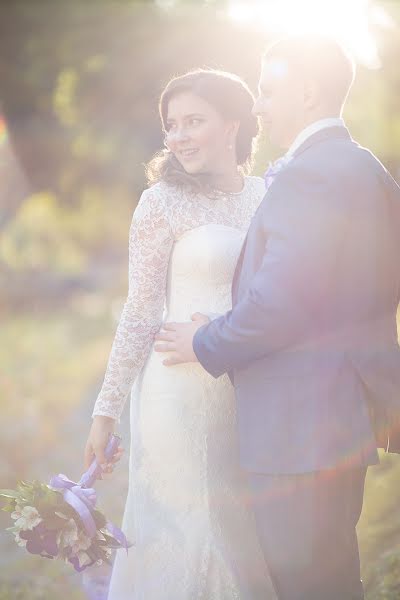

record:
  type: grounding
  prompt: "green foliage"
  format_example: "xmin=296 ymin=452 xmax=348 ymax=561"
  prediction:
xmin=0 ymin=581 xmax=84 ymax=600
xmin=358 ymin=451 xmax=400 ymax=598
xmin=0 ymin=307 xmax=119 ymax=499
xmin=0 ymin=188 xmax=133 ymax=276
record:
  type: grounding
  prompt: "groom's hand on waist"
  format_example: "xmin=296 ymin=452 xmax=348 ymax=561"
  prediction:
xmin=154 ymin=313 xmax=210 ymax=366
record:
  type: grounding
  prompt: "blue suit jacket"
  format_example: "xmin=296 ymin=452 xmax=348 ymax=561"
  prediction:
xmin=193 ymin=126 xmax=400 ymax=475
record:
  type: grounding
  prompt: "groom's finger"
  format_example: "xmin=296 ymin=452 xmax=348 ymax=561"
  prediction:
xmin=162 ymin=322 xmax=178 ymax=331
xmin=154 ymin=342 xmax=175 ymax=352
xmin=191 ymin=312 xmax=206 ymax=320
xmin=154 ymin=331 xmax=175 ymax=342
xmin=163 ymin=353 xmax=182 ymax=366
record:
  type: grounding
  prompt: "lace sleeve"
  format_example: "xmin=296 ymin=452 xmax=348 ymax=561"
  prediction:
xmin=91 ymin=186 xmax=174 ymax=423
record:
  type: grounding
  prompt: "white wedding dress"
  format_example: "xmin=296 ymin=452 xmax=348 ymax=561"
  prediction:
xmin=91 ymin=176 xmax=275 ymax=599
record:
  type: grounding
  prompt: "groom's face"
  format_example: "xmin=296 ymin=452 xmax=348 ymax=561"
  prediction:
xmin=253 ymin=57 xmax=306 ymax=149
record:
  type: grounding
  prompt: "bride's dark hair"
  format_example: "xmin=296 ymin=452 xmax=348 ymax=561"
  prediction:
xmin=145 ymin=68 xmax=259 ymax=194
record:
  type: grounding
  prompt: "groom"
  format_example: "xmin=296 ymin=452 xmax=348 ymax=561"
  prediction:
xmin=155 ymin=35 xmax=400 ymax=599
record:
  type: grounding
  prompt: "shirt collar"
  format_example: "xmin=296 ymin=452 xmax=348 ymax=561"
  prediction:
xmin=286 ymin=117 xmax=345 ymax=158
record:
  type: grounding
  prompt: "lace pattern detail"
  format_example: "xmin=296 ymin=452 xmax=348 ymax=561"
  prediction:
xmin=91 ymin=176 xmax=266 ymax=422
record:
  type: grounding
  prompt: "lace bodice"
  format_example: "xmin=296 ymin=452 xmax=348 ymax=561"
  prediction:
xmin=91 ymin=176 xmax=266 ymax=423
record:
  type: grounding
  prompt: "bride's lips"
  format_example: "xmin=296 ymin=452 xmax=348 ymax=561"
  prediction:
xmin=179 ymin=148 xmax=200 ymax=159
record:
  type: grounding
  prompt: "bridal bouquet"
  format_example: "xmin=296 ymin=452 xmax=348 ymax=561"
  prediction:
xmin=0 ymin=433 xmax=132 ymax=572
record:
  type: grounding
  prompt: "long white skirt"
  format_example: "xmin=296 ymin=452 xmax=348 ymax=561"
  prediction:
xmin=107 ymin=347 xmax=275 ymax=600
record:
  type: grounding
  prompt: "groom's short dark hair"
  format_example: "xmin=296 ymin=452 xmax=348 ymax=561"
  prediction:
xmin=263 ymin=35 xmax=355 ymax=109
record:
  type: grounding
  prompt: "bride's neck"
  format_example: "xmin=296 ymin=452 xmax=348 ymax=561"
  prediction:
xmin=209 ymin=166 xmax=244 ymax=193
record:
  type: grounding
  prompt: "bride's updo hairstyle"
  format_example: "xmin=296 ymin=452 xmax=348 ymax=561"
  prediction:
xmin=145 ymin=69 xmax=259 ymax=194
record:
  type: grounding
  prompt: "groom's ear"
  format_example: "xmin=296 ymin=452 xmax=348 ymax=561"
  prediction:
xmin=304 ymin=79 xmax=319 ymax=111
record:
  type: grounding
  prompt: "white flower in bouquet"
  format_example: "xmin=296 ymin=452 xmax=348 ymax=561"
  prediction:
xmin=70 ymin=530 xmax=92 ymax=554
xmin=76 ymin=550 xmax=93 ymax=569
xmin=14 ymin=531 xmax=27 ymax=547
xmin=0 ymin=434 xmax=132 ymax=573
xmin=10 ymin=504 xmax=23 ymax=520
xmin=12 ymin=506 xmax=42 ymax=530
xmin=57 ymin=517 xmax=79 ymax=548
xmin=54 ymin=511 xmax=68 ymax=520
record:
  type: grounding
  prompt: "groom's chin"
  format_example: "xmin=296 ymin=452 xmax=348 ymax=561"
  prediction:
xmin=263 ymin=125 xmax=279 ymax=146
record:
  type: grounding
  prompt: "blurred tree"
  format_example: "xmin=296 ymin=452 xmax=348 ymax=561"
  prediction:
xmin=0 ymin=0 xmax=398 ymax=306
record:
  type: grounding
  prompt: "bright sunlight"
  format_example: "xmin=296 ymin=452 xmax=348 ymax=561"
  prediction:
xmin=228 ymin=0 xmax=395 ymax=67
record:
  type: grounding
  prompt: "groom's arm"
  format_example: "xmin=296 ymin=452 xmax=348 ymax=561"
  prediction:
xmin=193 ymin=166 xmax=346 ymax=378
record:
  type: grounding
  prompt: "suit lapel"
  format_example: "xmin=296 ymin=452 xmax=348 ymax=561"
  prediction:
xmin=231 ymin=126 xmax=352 ymax=305
xmin=291 ymin=125 xmax=352 ymax=160
xmin=231 ymin=188 xmax=268 ymax=304
xmin=232 ymin=232 xmax=249 ymax=304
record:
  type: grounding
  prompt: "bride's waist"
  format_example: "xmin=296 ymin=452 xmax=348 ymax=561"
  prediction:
xmin=165 ymin=293 xmax=232 ymax=322
xmin=164 ymin=305 xmax=229 ymax=323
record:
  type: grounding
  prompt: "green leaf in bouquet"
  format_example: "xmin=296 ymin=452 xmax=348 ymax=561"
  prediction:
xmin=0 ymin=489 xmax=21 ymax=499
xmin=35 ymin=498 xmax=59 ymax=516
xmin=97 ymin=548 xmax=113 ymax=567
xmin=92 ymin=509 xmax=107 ymax=529
xmin=99 ymin=531 xmax=124 ymax=549
xmin=31 ymin=483 xmax=59 ymax=508
xmin=5 ymin=525 xmax=20 ymax=533
xmin=86 ymin=545 xmax=103 ymax=562
xmin=43 ymin=496 xmax=76 ymax=520
xmin=108 ymin=540 xmax=124 ymax=549
xmin=41 ymin=513 xmax=69 ymax=530
xmin=1 ymin=500 xmax=17 ymax=513
xmin=46 ymin=488 xmax=63 ymax=503
xmin=94 ymin=541 xmax=114 ymax=562
xmin=15 ymin=484 xmax=34 ymax=503
xmin=18 ymin=481 xmax=34 ymax=492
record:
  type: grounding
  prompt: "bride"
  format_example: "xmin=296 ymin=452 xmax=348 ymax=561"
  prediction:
xmin=84 ymin=68 xmax=275 ymax=599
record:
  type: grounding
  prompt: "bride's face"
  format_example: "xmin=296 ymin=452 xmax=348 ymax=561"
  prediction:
xmin=164 ymin=91 xmax=237 ymax=175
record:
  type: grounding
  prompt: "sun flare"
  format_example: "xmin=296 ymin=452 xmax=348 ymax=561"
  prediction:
xmin=228 ymin=0 xmax=393 ymax=68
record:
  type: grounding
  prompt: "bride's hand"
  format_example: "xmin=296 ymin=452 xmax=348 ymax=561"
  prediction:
xmin=84 ymin=415 xmax=124 ymax=478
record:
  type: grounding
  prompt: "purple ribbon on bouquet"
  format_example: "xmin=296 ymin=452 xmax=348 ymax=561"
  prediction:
xmin=48 ymin=473 xmax=98 ymax=538
xmin=49 ymin=433 xmax=131 ymax=555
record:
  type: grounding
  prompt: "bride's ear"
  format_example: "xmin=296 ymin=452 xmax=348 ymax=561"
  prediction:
xmin=225 ymin=120 xmax=240 ymax=148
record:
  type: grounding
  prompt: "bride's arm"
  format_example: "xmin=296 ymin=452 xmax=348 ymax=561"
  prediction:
xmin=91 ymin=186 xmax=174 ymax=424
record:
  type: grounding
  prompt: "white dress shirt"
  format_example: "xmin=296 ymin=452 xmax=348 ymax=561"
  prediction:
xmin=286 ymin=117 xmax=345 ymax=158
xmin=263 ymin=117 xmax=346 ymax=192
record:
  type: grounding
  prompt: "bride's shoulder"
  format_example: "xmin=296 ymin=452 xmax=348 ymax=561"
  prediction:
xmin=136 ymin=180 xmax=182 ymax=213
xmin=139 ymin=180 xmax=182 ymax=208
xmin=140 ymin=180 xmax=174 ymax=201
xmin=244 ymin=175 xmax=266 ymax=199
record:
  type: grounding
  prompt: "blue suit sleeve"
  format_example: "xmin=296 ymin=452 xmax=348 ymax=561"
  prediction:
xmin=193 ymin=167 xmax=345 ymax=378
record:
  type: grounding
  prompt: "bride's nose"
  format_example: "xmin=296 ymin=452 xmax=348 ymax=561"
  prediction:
xmin=165 ymin=127 xmax=191 ymax=148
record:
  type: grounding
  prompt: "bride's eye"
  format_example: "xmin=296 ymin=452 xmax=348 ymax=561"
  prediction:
xmin=188 ymin=118 xmax=203 ymax=127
